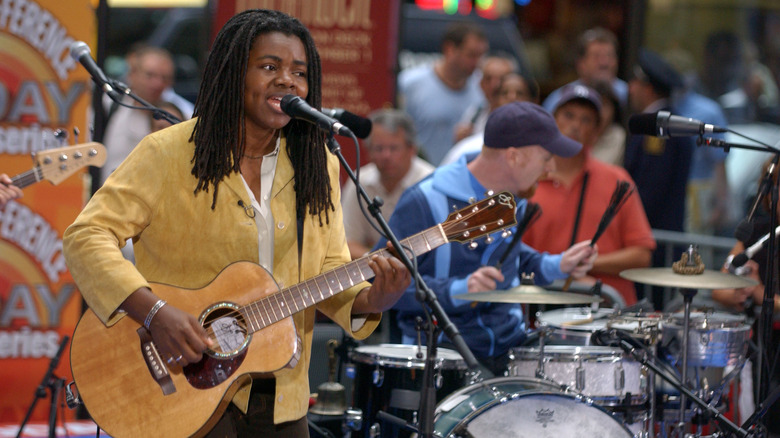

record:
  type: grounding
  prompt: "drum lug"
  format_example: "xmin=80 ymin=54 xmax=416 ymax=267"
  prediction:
xmin=344 ymin=407 xmax=363 ymax=432
xmin=614 ymin=363 xmax=625 ymax=392
xmin=576 ymin=365 xmax=586 ymax=392
xmin=372 ymin=366 xmax=384 ymax=387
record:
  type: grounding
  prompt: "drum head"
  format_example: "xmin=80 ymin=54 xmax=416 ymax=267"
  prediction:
xmin=435 ymin=377 xmax=632 ymax=437
xmin=536 ymin=307 xmax=614 ymax=332
xmin=350 ymin=344 xmax=466 ymax=369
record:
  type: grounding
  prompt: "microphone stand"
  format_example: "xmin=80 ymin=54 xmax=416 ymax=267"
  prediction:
xmin=324 ymin=132 xmax=480 ymax=438
xmin=16 ymin=336 xmax=69 ymax=438
xmin=107 ymin=79 xmax=182 ymax=125
xmin=701 ymin=134 xmax=780 ymax=430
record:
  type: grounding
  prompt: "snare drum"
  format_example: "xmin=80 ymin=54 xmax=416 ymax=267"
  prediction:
xmin=432 ymin=376 xmax=633 ymax=437
xmin=607 ymin=311 xmax=663 ymax=345
xmin=507 ymin=345 xmax=647 ymax=406
xmin=661 ymin=311 xmax=750 ymax=367
xmin=534 ymin=307 xmax=614 ymax=345
xmin=348 ymin=344 xmax=468 ymax=437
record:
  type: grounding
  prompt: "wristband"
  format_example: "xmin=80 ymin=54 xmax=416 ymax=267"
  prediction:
xmin=143 ymin=299 xmax=166 ymax=330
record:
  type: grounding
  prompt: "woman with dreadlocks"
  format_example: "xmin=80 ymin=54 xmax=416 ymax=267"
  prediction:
xmin=64 ymin=9 xmax=409 ymax=437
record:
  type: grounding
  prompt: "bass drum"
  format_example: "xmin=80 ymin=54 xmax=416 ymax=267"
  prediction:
xmin=432 ymin=376 xmax=633 ymax=438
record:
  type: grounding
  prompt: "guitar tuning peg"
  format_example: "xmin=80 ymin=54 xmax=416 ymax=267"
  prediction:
xmin=468 ymin=241 xmax=478 ymax=250
xmin=501 ymin=230 xmax=512 ymax=238
xmin=485 ymin=190 xmax=494 ymax=197
xmin=485 ymin=236 xmax=494 ymax=244
xmin=468 ymin=197 xmax=476 ymax=204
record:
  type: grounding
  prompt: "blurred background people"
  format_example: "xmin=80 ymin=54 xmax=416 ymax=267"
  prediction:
xmin=100 ymin=46 xmax=176 ymax=185
xmin=453 ymin=53 xmax=518 ymax=143
xmin=543 ymin=27 xmax=628 ymax=114
xmin=341 ymin=109 xmax=434 ymax=259
xmin=625 ymin=48 xmax=696 ymax=309
xmin=398 ymin=21 xmax=488 ymax=165
xmin=441 ymin=71 xmax=540 ymax=165
xmin=590 ymin=80 xmax=626 ymax=166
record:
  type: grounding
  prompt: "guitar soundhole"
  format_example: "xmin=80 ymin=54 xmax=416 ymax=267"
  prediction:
xmin=202 ymin=304 xmax=251 ymax=358
xmin=184 ymin=304 xmax=250 ymax=389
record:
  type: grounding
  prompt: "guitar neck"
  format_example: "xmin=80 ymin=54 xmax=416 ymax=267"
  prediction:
xmin=10 ymin=168 xmax=42 ymax=189
xmin=240 ymin=225 xmax=449 ymax=333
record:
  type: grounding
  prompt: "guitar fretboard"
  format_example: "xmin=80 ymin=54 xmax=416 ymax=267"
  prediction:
xmin=10 ymin=168 xmax=42 ymax=189
xmin=239 ymin=225 xmax=449 ymax=333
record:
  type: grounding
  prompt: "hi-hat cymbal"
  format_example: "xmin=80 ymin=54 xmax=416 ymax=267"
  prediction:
xmin=452 ymin=284 xmax=602 ymax=304
xmin=620 ymin=268 xmax=758 ymax=290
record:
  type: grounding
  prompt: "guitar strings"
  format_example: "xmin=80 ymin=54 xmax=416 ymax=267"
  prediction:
xmin=198 ymin=207 xmax=505 ymax=352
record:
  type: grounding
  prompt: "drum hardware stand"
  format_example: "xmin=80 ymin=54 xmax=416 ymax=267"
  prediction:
xmin=613 ymin=330 xmax=750 ymax=438
xmin=324 ymin=131 xmax=481 ymax=438
xmin=701 ymin=135 xmax=780 ymax=428
xmin=16 ymin=336 xmax=69 ymax=438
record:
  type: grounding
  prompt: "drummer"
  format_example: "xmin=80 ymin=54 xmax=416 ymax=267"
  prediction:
xmin=523 ymin=84 xmax=656 ymax=306
xmin=712 ymin=157 xmax=780 ymax=433
xmin=375 ymin=101 xmax=598 ymax=376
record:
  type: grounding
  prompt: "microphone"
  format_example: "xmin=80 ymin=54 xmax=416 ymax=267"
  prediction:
xmin=322 ymin=108 xmax=372 ymax=139
xmin=69 ymin=41 xmax=120 ymax=99
xmin=726 ymin=225 xmax=780 ymax=272
xmin=628 ymin=111 xmax=727 ymax=138
xmin=280 ymin=95 xmax=353 ymax=137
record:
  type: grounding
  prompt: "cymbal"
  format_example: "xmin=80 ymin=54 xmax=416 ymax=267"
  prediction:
xmin=452 ymin=284 xmax=602 ymax=305
xmin=620 ymin=268 xmax=758 ymax=290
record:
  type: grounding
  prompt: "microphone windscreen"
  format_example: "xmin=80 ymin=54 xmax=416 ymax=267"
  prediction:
xmin=337 ymin=110 xmax=373 ymax=139
xmin=734 ymin=219 xmax=754 ymax=242
xmin=731 ymin=252 xmax=749 ymax=268
xmin=628 ymin=112 xmax=659 ymax=136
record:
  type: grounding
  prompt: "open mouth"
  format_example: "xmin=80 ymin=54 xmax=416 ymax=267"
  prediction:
xmin=268 ymin=95 xmax=284 ymax=112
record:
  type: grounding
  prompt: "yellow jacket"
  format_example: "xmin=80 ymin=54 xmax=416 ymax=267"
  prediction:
xmin=63 ymin=118 xmax=380 ymax=424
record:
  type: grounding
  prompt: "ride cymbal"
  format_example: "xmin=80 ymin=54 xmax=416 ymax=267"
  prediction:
xmin=619 ymin=267 xmax=758 ymax=290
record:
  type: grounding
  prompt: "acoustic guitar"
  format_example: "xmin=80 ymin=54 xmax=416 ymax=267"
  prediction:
xmin=69 ymin=191 xmax=518 ymax=437
xmin=8 ymin=142 xmax=106 ymax=188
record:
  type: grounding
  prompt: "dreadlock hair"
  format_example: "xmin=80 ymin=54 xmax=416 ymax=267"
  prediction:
xmin=190 ymin=9 xmax=333 ymax=223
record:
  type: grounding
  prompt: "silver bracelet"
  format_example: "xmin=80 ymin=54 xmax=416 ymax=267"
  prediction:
xmin=143 ymin=299 xmax=166 ymax=330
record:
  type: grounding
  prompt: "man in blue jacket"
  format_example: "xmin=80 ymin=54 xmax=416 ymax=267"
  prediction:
xmin=378 ymin=101 xmax=599 ymax=375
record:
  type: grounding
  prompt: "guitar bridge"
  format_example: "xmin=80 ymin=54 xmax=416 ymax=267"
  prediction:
xmin=137 ymin=327 xmax=176 ymax=395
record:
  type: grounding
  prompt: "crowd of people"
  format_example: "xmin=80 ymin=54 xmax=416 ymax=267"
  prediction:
xmin=3 ymin=8 xmax=780 ymax=437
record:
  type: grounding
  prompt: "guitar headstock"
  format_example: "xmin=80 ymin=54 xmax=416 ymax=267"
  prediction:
xmin=442 ymin=191 xmax=517 ymax=244
xmin=34 ymin=142 xmax=107 ymax=185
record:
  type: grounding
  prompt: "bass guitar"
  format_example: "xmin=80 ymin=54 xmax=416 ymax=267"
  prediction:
xmin=8 ymin=143 xmax=106 ymax=188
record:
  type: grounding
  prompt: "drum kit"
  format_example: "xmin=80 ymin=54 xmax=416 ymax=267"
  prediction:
xmin=313 ymin=248 xmax=767 ymax=438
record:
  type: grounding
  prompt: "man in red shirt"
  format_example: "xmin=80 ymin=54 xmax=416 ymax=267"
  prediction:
xmin=524 ymin=85 xmax=656 ymax=305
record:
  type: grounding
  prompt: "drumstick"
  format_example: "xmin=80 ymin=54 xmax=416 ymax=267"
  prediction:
xmin=495 ymin=202 xmax=541 ymax=270
xmin=470 ymin=203 xmax=542 ymax=308
xmin=561 ymin=181 xmax=635 ymax=291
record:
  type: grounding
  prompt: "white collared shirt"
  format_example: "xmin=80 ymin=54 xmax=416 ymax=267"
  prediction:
xmin=240 ymin=137 xmax=280 ymax=272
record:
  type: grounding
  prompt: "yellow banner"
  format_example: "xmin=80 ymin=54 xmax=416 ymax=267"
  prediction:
xmin=0 ymin=0 xmax=94 ymax=424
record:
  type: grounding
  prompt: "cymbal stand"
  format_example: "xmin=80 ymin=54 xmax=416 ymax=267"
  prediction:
xmin=676 ymin=287 xmax=697 ymax=436
xmin=535 ymin=326 xmax=550 ymax=381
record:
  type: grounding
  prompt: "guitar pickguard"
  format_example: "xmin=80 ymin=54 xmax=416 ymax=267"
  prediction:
xmin=184 ymin=350 xmax=247 ymax=389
